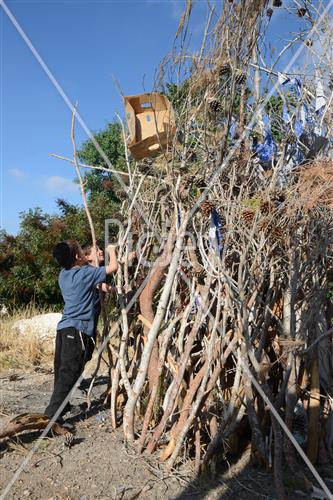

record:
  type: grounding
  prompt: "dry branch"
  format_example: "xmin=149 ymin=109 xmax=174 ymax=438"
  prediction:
xmin=51 ymin=2 xmax=333 ymax=496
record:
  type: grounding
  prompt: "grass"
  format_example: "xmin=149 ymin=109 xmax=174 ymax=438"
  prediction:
xmin=0 ymin=305 xmax=55 ymax=373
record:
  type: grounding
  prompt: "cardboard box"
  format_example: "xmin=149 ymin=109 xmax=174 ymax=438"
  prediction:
xmin=124 ymin=93 xmax=176 ymax=160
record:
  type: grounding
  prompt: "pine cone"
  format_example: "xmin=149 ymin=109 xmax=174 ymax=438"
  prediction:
xmin=224 ymin=255 xmax=234 ymax=269
xmin=225 ymin=253 xmax=234 ymax=269
xmin=258 ymin=218 xmax=269 ymax=232
xmin=235 ymin=70 xmax=246 ymax=85
xmin=271 ymin=191 xmax=285 ymax=205
xmin=273 ymin=0 xmax=282 ymax=6
xmin=242 ymin=209 xmax=255 ymax=224
xmin=267 ymin=8 xmax=273 ymax=17
xmin=219 ymin=64 xmax=231 ymax=78
xmin=138 ymin=162 xmax=152 ymax=173
xmin=102 ymin=179 xmax=113 ymax=190
xmin=285 ymin=130 xmax=297 ymax=144
xmin=201 ymin=200 xmax=215 ymax=217
xmin=208 ymin=99 xmax=222 ymax=113
xmin=270 ymin=227 xmax=284 ymax=241
xmin=297 ymin=7 xmax=307 ymax=17
xmin=260 ymin=200 xmax=274 ymax=215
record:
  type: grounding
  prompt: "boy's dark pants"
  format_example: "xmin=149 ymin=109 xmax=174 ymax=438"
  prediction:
xmin=45 ymin=327 xmax=90 ymax=419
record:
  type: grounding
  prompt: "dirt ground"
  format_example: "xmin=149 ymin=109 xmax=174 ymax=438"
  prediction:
xmin=0 ymin=368 xmax=332 ymax=500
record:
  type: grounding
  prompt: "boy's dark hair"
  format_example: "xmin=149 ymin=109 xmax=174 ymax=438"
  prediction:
xmin=82 ymin=243 xmax=93 ymax=257
xmin=53 ymin=240 xmax=82 ymax=269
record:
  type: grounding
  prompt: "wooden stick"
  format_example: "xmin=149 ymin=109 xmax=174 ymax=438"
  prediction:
xmin=50 ymin=153 xmax=130 ymax=177
xmin=137 ymin=314 xmax=153 ymax=330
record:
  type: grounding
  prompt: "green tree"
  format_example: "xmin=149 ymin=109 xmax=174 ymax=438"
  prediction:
xmin=78 ymin=121 xmax=128 ymax=202
xmin=0 ymin=209 xmax=61 ymax=307
xmin=0 ymin=121 xmax=125 ymax=309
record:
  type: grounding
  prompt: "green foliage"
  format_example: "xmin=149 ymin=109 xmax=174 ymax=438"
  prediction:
xmin=1 ymin=121 xmax=125 ymax=309
xmin=165 ymin=82 xmax=190 ymax=113
xmin=78 ymin=121 xmax=128 ymax=202
xmin=0 ymin=209 xmax=62 ymax=307
xmin=231 ymin=86 xmax=252 ymax=118
xmin=264 ymin=94 xmax=284 ymax=142
xmin=265 ymin=94 xmax=284 ymax=117
xmin=264 ymin=92 xmax=297 ymax=143
xmin=242 ymin=197 xmax=261 ymax=209
xmin=0 ymin=193 xmax=119 ymax=308
xmin=78 ymin=122 xmax=126 ymax=170
xmin=56 ymin=198 xmax=78 ymax=216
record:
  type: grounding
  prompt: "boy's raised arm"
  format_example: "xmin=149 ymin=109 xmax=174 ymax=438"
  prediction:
xmin=105 ymin=244 xmax=118 ymax=274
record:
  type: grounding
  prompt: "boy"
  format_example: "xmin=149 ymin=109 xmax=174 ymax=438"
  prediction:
xmin=82 ymin=243 xmax=138 ymax=362
xmin=44 ymin=240 xmax=118 ymax=422
xmin=84 ymin=244 xmax=105 ymax=267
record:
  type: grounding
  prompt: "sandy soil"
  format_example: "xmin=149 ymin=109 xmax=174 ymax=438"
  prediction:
xmin=0 ymin=369 xmax=332 ymax=500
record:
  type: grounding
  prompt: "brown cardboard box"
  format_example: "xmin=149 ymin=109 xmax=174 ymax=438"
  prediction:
xmin=124 ymin=93 xmax=176 ymax=160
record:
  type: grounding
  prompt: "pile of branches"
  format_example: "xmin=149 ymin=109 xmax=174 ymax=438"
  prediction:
xmin=83 ymin=1 xmax=333 ymax=498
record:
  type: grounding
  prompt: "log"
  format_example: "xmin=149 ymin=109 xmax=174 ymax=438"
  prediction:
xmin=0 ymin=413 xmax=71 ymax=439
xmin=139 ymin=229 xmax=175 ymax=393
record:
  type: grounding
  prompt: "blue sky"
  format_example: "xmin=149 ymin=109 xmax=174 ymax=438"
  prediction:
xmin=0 ymin=0 xmax=316 ymax=235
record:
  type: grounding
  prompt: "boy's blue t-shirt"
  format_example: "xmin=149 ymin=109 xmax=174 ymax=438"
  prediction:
xmin=57 ymin=265 xmax=107 ymax=336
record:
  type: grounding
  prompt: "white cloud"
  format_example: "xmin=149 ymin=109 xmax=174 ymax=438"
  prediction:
xmin=43 ymin=176 xmax=78 ymax=194
xmin=8 ymin=167 xmax=27 ymax=178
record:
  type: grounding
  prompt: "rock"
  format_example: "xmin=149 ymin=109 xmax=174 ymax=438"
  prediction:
xmin=13 ymin=313 xmax=62 ymax=340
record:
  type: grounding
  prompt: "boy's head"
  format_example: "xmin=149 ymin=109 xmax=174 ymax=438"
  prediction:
xmin=83 ymin=244 xmax=104 ymax=266
xmin=53 ymin=240 xmax=84 ymax=269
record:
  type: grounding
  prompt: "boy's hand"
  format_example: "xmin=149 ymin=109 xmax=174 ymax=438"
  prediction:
xmin=119 ymin=251 xmax=137 ymax=264
xmin=128 ymin=251 xmax=137 ymax=261
xmin=105 ymin=245 xmax=118 ymax=274
xmin=101 ymin=283 xmax=114 ymax=293
xmin=107 ymin=244 xmax=117 ymax=253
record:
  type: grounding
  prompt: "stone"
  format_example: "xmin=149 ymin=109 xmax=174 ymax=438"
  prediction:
xmin=12 ymin=313 xmax=62 ymax=340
